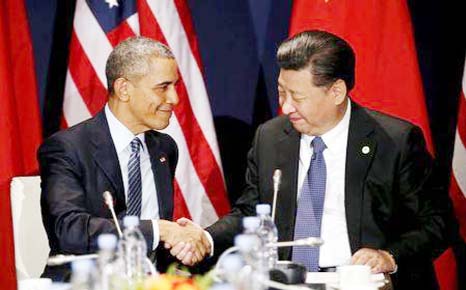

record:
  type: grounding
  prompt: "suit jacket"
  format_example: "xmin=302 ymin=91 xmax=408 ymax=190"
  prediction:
xmin=207 ymin=102 xmax=457 ymax=290
xmin=38 ymin=110 xmax=178 ymax=281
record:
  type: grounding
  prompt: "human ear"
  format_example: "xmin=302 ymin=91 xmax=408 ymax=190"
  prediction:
xmin=332 ymin=79 xmax=347 ymax=105
xmin=113 ymin=77 xmax=131 ymax=102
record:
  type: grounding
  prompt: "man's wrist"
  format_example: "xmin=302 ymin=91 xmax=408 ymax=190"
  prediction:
xmin=158 ymin=219 xmax=171 ymax=241
xmin=204 ymin=230 xmax=214 ymax=257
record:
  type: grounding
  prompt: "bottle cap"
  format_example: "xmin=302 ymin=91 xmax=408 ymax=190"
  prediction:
xmin=234 ymin=234 xmax=260 ymax=252
xmin=97 ymin=233 xmax=118 ymax=250
xmin=242 ymin=216 xmax=260 ymax=231
xmin=256 ymin=204 xmax=271 ymax=215
xmin=123 ymin=215 xmax=139 ymax=228
xmin=71 ymin=259 xmax=94 ymax=273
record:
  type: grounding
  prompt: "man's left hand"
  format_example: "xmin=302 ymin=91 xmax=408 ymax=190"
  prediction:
xmin=351 ymin=248 xmax=396 ymax=273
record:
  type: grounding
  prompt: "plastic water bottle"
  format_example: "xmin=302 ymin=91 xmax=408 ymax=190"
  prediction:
xmin=218 ymin=253 xmax=244 ymax=287
xmin=256 ymin=204 xmax=278 ymax=269
xmin=96 ymin=234 xmax=118 ymax=290
xmin=120 ymin=216 xmax=147 ymax=285
xmin=235 ymin=234 xmax=265 ymax=290
xmin=242 ymin=217 xmax=269 ymax=289
xmin=71 ymin=259 xmax=96 ymax=290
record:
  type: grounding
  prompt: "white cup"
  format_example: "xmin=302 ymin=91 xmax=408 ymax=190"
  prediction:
xmin=18 ymin=278 xmax=53 ymax=290
xmin=337 ymin=265 xmax=373 ymax=287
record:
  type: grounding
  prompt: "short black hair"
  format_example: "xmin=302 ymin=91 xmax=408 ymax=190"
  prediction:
xmin=277 ymin=30 xmax=355 ymax=91
xmin=106 ymin=36 xmax=174 ymax=94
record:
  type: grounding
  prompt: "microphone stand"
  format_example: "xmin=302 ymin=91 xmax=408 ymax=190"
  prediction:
xmin=47 ymin=254 xmax=98 ymax=266
xmin=271 ymin=169 xmax=282 ymax=222
xmin=103 ymin=191 xmax=123 ymax=238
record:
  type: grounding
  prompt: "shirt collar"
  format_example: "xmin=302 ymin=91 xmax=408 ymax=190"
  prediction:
xmin=301 ymin=100 xmax=351 ymax=154
xmin=105 ymin=104 xmax=146 ymax=154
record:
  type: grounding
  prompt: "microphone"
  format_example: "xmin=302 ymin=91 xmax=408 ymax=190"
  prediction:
xmin=272 ymin=169 xmax=282 ymax=221
xmin=103 ymin=191 xmax=123 ymax=238
xmin=47 ymin=254 xmax=98 ymax=266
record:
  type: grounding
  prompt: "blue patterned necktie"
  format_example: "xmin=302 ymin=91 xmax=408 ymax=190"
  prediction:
xmin=127 ymin=137 xmax=142 ymax=217
xmin=292 ymin=136 xmax=327 ymax=272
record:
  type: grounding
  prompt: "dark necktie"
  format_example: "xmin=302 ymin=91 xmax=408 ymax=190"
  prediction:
xmin=292 ymin=136 xmax=327 ymax=271
xmin=127 ymin=137 xmax=142 ymax=217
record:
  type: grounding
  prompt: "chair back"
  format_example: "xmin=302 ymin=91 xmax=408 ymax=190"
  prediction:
xmin=10 ymin=176 xmax=49 ymax=279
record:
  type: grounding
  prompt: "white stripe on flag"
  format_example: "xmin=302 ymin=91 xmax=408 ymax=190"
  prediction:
xmin=452 ymin=129 xmax=466 ymax=196
xmin=63 ymin=72 xmax=92 ymax=126
xmin=73 ymin=0 xmax=112 ymax=85
xmin=164 ymin=115 xmax=219 ymax=227
xmin=145 ymin=0 xmax=224 ymax=171
xmin=463 ymin=68 xmax=466 ymax=93
xmin=126 ymin=13 xmax=140 ymax=35
xmin=453 ymin=64 xmax=466 ymax=196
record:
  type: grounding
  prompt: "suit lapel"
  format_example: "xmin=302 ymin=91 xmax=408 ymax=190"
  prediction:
xmin=345 ymin=103 xmax=377 ymax=253
xmin=90 ymin=111 xmax=126 ymax=208
xmin=275 ymin=120 xmax=300 ymax=259
xmin=145 ymin=131 xmax=173 ymax=220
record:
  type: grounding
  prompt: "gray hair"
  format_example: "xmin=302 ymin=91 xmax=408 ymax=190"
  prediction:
xmin=105 ymin=36 xmax=174 ymax=94
xmin=277 ymin=30 xmax=355 ymax=91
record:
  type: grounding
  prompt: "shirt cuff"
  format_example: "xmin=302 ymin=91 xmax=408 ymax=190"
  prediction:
xmin=151 ymin=219 xmax=160 ymax=250
xmin=204 ymin=230 xmax=214 ymax=257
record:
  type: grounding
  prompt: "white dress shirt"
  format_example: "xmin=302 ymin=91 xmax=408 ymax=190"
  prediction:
xmin=297 ymin=101 xmax=352 ymax=267
xmin=105 ymin=104 xmax=160 ymax=250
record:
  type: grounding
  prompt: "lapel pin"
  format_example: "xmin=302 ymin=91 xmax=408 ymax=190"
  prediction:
xmin=159 ymin=156 xmax=166 ymax=163
xmin=361 ymin=146 xmax=370 ymax=155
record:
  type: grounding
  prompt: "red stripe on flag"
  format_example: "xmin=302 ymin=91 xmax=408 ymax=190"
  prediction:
xmin=172 ymin=180 xmax=192 ymax=220
xmin=137 ymin=0 xmax=169 ymax=46
xmin=175 ymin=81 xmax=230 ymax=215
xmin=457 ymin=91 xmax=466 ymax=147
xmin=60 ymin=115 xmax=68 ymax=130
xmin=434 ymin=248 xmax=458 ymax=290
xmin=450 ymin=173 xmax=466 ymax=241
xmin=68 ymin=31 xmax=108 ymax=115
xmin=0 ymin=0 xmax=42 ymax=287
xmin=138 ymin=0 xmax=230 ymax=216
xmin=172 ymin=0 xmax=204 ymax=73
xmin=106 ymin=21 xmax=136 ymax=47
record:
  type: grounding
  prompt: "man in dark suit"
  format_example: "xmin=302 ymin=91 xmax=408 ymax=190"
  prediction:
xmin=39 ymin=36 xmax=209 ymax=281
xmin=201 ymin=30 xmax=457 ymax=289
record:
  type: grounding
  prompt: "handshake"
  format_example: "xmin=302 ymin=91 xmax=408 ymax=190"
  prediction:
xmin=159 ymin=218 xmax=211 ymax=266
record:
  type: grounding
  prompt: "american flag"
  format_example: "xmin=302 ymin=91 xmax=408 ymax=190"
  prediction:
xmin=63 ymin=0 xmax=230 ymax=227
xmin=451 ymin=62 xmax=466 ymax=242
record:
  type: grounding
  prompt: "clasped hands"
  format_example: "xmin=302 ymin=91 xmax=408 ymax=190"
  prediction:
xmin=159 ymin=218 xmax=211 ymax=266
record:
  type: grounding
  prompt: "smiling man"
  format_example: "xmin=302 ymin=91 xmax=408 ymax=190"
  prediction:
xmin=39 ymin=37 xmax=209 ymax=281
xmin=203 ymin=30 xmax=457 ymax=290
